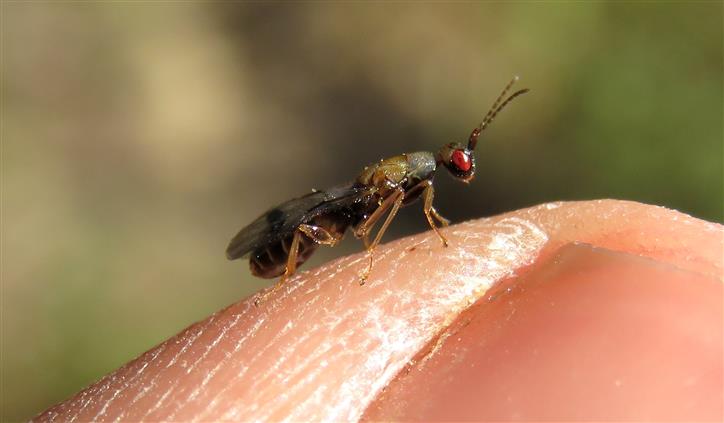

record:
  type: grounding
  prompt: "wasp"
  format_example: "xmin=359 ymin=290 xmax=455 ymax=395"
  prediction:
xmin=227 ymin=77 xmax=529 ymax=300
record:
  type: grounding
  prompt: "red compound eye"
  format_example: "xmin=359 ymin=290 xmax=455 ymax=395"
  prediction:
xmin=451 ymin=150 xmax=472 ymax=172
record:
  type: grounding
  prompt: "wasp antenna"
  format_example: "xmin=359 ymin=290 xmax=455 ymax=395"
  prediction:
xmin=480 ymin=76 xmax=519 ymax=127
xmin=480 ymin=87 xmax=530 ymax=132
xmin=468 ymin=77 xmax=529 ymax=151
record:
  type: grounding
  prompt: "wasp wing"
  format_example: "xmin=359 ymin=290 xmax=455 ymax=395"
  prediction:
xmin=225 ymin=183 xmax=367 ymax=260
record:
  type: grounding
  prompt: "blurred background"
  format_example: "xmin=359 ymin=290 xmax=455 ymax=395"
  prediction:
xmin=2 ymin=2 xmax=721 ymax=420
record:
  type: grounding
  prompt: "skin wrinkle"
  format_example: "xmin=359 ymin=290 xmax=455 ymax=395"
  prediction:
xmin=193 ymin=295 xmax=324 ymax=420
xmin=238 ymin=342 xmax=314 ymax=420
xmin=265 ymin=342 xmax=337 ymax=421
xmin=292 ymin=384 xmax=330 ymax=423
xmin=146 ymin=311 xmax=223 ymax=415
xmin=280 ymin=326 xmax=360 ymax=416
xmin=65 ymin=391 xmax=89 ymax=422
xmin=211 ymin=230 xmax=470 ymax=421
xmin=183 ymin=314 xmax=268 ymax=421
xmin=246 ymin=322 xmax=320 ymax=395
xmin=199 ymin=318 xmax=266 ymax=420
xmin=77 ymin=373 xmax=118 ymax=421
xmin=163 ymin=313 xmax=246 ymax=421
xmin=65 ymin=385 xmax=91 ymax=422
xmin=67 ymin=373 xmax=113 ymax=421
xmin=93 ymin=344 xmax=165 ymax=422
xmin=120 ymin=315 xmax=220 ymax=421
xmin=194 ymin=317 xmax=293 ymax=418
xmin=120 ymin=313 xmax=217 ymax=416
xmin=106 ymin=342 xmax=169 ymax=423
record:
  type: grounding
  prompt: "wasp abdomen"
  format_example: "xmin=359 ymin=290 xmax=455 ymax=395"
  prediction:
xmin=249 ymin=234 xmax=318 ymax=278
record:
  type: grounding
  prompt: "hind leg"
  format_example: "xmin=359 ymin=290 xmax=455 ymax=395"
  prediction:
xmin=255 ymin=224 xmax=344 ymax=306
xmin=254 ymin=229 xmax=303 ymax=306
xmin=298 ymin=224 xmax=343 ymax=246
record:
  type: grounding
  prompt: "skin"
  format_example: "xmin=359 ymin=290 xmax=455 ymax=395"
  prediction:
xmin=34 ymin=200 xmax=722 ymax=422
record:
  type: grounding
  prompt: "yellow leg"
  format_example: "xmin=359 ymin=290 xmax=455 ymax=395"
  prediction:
xmin=254 ymin=229 xmax=302 ymax=306
xmin=422 ymin=181 xmax=448 ymax=247
xmin=298 ymin=223 xmax=343 ymax=246
xmin=430 ymin=206 xmax=450 ymax=227
xmin=355 ymin=193 xmax=395 ymax=239
xmin=359 ymin=189 xmax=405 ymax=284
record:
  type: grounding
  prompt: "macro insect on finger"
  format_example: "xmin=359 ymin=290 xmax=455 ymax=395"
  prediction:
xmin=226 ymin=76 xmax=529 ymax=304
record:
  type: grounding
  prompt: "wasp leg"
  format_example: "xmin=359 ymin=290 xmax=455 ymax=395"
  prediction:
xmin=354 ymin=187 xmax=398 ymax=240
xmin=297 ymin=223 xmax=342 ymax=246
xmin=358 ymin=188 xmax=405 ymax=284
xmin=254 ymin=229 xmax=303 ymax=306
xmin=421 ymin=180 xmax=449 ymax=247
xmin=430 ymin=207 xmax=450 ymax=227
xmin=362 ymin=232 xmax=371 ymax=249
xmin=354 ymin=188 xmax=383 ymax=249
xmin=354 ymin=189 xmax=399 ymax=241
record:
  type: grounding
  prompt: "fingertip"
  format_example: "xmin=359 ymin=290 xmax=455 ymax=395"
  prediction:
xmin=35 ymin=200 xmax=722 ymax=422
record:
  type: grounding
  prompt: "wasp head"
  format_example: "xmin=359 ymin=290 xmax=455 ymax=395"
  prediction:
xmin=436 ymin=76 xmax=529 ymax=185
xmin=437 ymin=142 xmax=476 ymax=183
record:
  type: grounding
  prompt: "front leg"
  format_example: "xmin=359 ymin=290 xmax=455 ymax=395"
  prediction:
xmin=430 ymin=206 xmax=450 ymax=227
xmin=421 ymin=180 xmax=449 ymax=247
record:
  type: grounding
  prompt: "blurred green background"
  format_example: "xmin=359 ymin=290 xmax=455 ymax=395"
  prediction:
xmin=2 ymin=2 xmax=721 ymax=420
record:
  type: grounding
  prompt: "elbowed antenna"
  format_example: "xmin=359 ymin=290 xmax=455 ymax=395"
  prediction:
xmin=467 ymin=76 xmax=530 ymax=151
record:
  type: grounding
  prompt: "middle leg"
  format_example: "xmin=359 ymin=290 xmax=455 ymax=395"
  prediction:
xmin=356 ymin=188 xmax=405 ymax=284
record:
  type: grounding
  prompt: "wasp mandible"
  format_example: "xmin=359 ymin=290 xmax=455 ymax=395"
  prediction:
xmin=227 ymin=76 xmax=529 ymax=296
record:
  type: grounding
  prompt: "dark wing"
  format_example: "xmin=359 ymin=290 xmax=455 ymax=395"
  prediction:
xmin=225 ymin=183 xmax=366 ymax=260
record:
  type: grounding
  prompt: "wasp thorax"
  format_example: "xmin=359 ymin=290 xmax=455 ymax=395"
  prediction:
xmin=437 ymin=142 xmax=476 ymax=181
